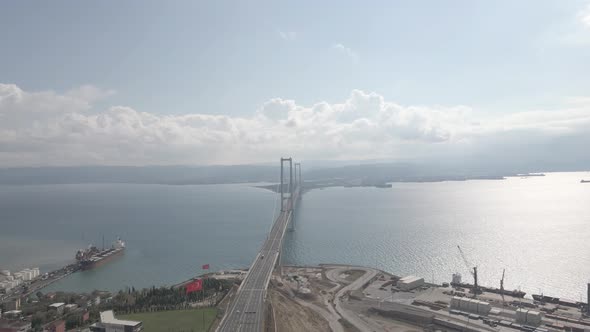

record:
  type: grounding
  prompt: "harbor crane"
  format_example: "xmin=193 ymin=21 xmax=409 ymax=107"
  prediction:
xmin=457 ymin=245 xmax=480 ymax=296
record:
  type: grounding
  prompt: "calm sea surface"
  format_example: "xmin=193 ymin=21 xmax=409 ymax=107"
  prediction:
xmin=1 ymin=172 xmax=589 ymax=300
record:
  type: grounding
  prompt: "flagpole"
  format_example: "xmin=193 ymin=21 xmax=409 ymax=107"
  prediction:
xmin=201 ymin=266 xmax=205 ymax=329
xmin=200 ymin=263 xmax=209 ymax=329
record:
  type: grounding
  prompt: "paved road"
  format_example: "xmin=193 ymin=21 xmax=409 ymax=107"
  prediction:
xmin=325 ymin=266 xmax=378 ymax=332
xmin=217 ymin=190 xmax=298 ymax=332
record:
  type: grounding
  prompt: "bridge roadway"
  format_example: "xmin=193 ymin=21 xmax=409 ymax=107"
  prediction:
xmin=217 ymin=189 xmax=299 ymax=332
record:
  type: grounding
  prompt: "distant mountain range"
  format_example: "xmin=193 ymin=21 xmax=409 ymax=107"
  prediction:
xmin=0 ymin=161 xmax=586 ymax=185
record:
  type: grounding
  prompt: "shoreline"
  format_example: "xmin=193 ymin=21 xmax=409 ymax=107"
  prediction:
xmin=271 ymin=264 xmax=590 ymax=332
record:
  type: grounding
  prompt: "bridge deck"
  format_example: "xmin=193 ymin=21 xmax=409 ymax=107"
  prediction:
xmin=217 ymin=189 xmax=299 ymax=332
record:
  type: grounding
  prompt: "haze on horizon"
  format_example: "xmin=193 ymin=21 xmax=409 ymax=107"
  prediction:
xmin=1 ymin=1 xmax=589 ymax=169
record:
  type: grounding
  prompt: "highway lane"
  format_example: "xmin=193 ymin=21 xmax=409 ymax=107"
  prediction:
xmin=217 ymin=190 xmax=298 ymax=332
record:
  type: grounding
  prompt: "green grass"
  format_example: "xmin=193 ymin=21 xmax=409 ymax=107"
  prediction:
xmin=119 ymin=308 xmax=217 ymax=332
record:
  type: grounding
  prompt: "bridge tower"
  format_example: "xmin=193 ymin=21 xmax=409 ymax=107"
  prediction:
xmin=289 ymin=162 xmax=302 ymax=232
xmin=294 ymin=162 xmax=301 ymax=191
xmin=280 ymin=157 xmax=293 ymax=212
xmin=298 ymin=162 xmax=302 ymax=188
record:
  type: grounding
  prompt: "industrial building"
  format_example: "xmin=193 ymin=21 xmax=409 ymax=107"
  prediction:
xmin=397 ymin=275 xmax=424 ymax=291
xmin=0 ymin=268 xmax=39 ymax=292
xmin=450 ymin=296 xmax=491 ymax=315
xmin=90 ymin=311 xmax=142 ymax=332
xmin=515 ymin=308 xmax=544 ymax=326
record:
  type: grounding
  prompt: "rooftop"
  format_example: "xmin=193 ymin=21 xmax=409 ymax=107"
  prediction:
xmin=399 ymin=275 xmax=423 ymax=283
xmin=100 ymin=310 xmax=142 ymax=327
xmin=3 ymin=310 xmax=22 ymax=315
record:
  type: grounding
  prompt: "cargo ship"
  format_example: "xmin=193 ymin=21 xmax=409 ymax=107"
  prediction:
xmin=531 ymin=294 xmax=585 ymax=308
xmin=451 ymin=282 xmax=526 ymax=298
xmin=76 ymin=238 xmax=125 ymax=270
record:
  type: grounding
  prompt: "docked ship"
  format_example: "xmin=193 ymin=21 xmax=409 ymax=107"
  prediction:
xmin=76 ymin=238 xmax=125 ymax=270
xmin=531 ymin=294 xmax=584 ymax=308
xmin=451 ymin=281 xmax=526 ymax=298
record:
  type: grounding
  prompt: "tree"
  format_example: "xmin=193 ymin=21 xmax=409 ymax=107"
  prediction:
xmin=65 ymin=314 xmax=82 ymax=329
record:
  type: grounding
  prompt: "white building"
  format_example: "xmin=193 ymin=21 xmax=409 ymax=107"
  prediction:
xmin=0 ymin=281 xmax=11 ymax=292
xmin=65 ymin=303 xmax=78 ymax=312
xmin=90 ymin=310 xmax=143 ymax=332
xmin=396 ymin=275 xmax=425 ymax=291
xmin=450 ymin=296 xmax=491 ymax=315
xmin=2 ymin=310 xmax=23 ymax=319
xmin=49 ymin=302 xmax=65 ymax=315
xmin=0 ymin=268 xmax=40 ymax=285
xmin=516 ymin=308 xmax=544 ymax=326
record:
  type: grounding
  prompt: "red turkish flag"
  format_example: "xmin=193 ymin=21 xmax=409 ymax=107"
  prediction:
xmin=186 ymin=279 xmax=203 ymax=294
xmin=202 ymin=264 xmax=210 ymax=270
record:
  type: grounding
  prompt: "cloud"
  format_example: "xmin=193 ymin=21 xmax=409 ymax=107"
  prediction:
xmin=0 ymin=83 xmax=589 ymax=167
xmin=332 ymin=43 xmax=358 ymax=62
xmin=566 ymin=96 xmax=590 ymax=105
xmin=277 ymin=30 xmax=297 ymax=41
xmin=539 ymin=4 xmax=590 ymax=47
xmin=579 ymin=4 xmax=590 ymax=28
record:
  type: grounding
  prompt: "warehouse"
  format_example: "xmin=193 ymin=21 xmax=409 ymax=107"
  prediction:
xmin=397 ymin=275 xmax=424 ymax=291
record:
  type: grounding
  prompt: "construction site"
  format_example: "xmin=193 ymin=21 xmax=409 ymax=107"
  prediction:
xmin=265 ymin=246 xmax=590 ymax=332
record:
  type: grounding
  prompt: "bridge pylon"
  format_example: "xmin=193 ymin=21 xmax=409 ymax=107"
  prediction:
xmin=280 ymin=157 xmax=293 ymax=212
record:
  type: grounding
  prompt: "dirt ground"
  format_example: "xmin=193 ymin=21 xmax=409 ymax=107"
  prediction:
xmin=269 ymin=288 xmax=331 ymax=332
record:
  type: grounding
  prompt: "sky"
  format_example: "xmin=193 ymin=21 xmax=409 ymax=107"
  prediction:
xmin=0 ymin=1 xmax=589 ymax=167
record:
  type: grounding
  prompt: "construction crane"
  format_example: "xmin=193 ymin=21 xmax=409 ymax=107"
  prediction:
xmin=500 ymin=269 xmax=506 ymax=305
xmin=457 ymin=245 xmax=479 ymax=296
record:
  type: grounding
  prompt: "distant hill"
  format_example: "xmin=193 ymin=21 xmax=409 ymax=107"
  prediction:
xmin=0 ymin=165 xmax=279 ymax=185
xmin=0 ymin=161 xmax=585 ymax=185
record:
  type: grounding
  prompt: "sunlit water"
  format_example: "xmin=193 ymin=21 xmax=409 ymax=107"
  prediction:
xmin=1 ymin=172 xmax=589 ymax=300
xmin=283 ymin=172 xmax=590 ymax=301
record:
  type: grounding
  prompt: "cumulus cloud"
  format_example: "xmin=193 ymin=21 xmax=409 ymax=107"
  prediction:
xmin=332 ymin=43 xmax=358 ymax=62
xmin=579 ymin=4 xmax=590 ymax=28
xmin=0 ymin=83 xmax=589 ymax=167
